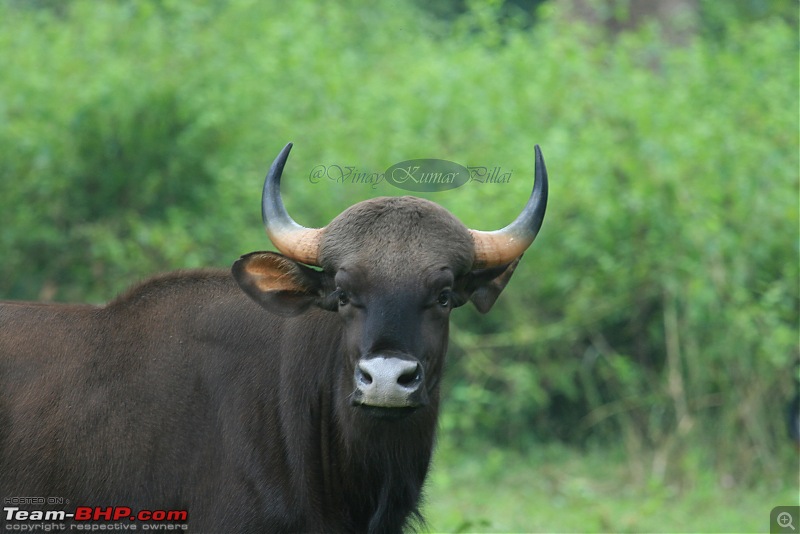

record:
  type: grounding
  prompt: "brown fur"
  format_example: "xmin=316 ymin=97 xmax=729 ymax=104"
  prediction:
xmin=0 ymin=196 xmax=523 ymax=533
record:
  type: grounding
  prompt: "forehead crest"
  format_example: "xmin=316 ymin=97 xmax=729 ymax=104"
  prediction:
xmin=319 ymin=197 xmax=474 ymax=273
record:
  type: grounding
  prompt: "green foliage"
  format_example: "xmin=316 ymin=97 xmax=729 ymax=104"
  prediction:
xmin=437 ymin=10 xmax=799 ymax=490
xmin=0 ymin=0 xmax=796 ymax=499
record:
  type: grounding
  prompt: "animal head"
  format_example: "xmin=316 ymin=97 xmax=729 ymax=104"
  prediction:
xmin=233 ymin=143 xmax=547 ymax=418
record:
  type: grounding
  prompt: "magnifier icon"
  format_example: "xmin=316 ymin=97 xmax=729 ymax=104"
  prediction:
xmin=778 ymin=512 xmax=796 ymax=531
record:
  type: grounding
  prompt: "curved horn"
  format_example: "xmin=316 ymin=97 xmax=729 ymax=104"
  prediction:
xmin=470 ymin=145 xmax=549 ymax=269
xmin=262 ymin=142 xmax=324 ymax=266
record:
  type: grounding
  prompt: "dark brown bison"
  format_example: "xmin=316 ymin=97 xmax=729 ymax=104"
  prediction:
xmin=0 ymin=143 xmax=548 ymax=533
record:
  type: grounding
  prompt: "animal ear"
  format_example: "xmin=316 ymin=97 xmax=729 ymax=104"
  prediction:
xmin=232 ymin=251 xmax=330 ymax=317
xmin=454 ymin=256 xmax=522 ymax=314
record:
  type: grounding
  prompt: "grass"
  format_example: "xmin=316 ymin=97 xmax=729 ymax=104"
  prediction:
xmin=422 ymin=442 xmax=799 ymax=533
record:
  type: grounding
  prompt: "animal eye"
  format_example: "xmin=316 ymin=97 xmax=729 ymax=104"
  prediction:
xmin=337 ymin=290 xmax=350 ymax=307
xmin=437 ymin=290 xmax=451 ymax=308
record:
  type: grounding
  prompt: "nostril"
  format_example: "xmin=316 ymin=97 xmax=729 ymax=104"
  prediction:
xmin=397 ymin=364 xmax=421 ymax=387
xmin=356 ymin=365 xmax=373 ymax=385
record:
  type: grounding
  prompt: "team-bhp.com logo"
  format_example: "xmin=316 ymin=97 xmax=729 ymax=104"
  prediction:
xmin=4 ymin=505 xmax=188 ymax=531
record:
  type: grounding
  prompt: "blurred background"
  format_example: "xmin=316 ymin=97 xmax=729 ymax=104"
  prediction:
xmin=1 ymin=0 xmax=797 ymax=531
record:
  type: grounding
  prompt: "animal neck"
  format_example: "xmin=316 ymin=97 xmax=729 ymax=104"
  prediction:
xmin=324 ymin=393 xmax=439 ymax=533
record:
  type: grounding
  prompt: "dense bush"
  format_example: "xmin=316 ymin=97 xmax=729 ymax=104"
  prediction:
xmin=0 ymin=0 xmax=796 ymax=487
